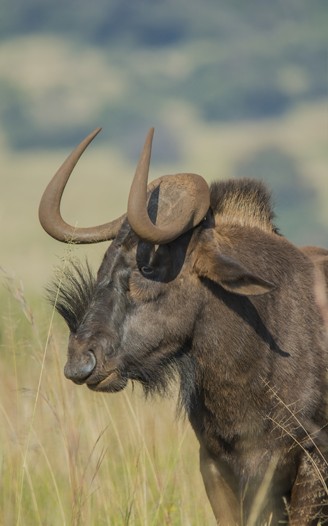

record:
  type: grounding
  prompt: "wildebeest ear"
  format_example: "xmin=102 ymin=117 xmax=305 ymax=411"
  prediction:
xmin=194 ymin=248 xmax=275 ymax=296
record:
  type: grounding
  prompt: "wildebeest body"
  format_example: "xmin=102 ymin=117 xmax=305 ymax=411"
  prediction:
xmin=190 ymin=227 xmax=327 ymax=522
xmin=40 ymin=130 xmax=328 ymax=525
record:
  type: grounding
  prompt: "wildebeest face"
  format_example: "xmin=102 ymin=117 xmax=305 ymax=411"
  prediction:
xmin=55 ymin=220 xmax=274 ymax=395
xmin=41 ymin=128 xmax=274 ymax=395
xmin=60 ymin=223 xmax=201 ymax=394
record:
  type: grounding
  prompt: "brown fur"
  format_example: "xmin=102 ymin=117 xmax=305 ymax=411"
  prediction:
xmin=50 ymin=178 xmax=328 ymax=525
xmin=210 ymin=178 xmax=279 ymax=234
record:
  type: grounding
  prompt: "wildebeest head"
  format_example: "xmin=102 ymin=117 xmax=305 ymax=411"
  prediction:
xmin=39 ymin=129 xmax=275 ymax=397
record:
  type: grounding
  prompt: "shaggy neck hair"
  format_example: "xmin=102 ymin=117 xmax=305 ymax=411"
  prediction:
xmin=210 ymin=178 xmax=279 ymax=234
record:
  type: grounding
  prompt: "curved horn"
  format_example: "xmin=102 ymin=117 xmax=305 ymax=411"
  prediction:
xmin=39 ymin=128 xmax=124 ymax=243
xmin=127 ymin=128 xmax=210 ymax=244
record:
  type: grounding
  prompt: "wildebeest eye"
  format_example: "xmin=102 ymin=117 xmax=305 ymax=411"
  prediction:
xmin=140 ymin=265 xmax=154 ymax=277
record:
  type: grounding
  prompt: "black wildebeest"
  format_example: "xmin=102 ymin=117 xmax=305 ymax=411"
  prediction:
xmin=39 ymin=128 xmax=328 ymax=525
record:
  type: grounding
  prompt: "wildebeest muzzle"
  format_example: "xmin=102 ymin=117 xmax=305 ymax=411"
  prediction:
xmin=64 ymin=335 xmax=96 ymax=384
xmin=65 ymin=333 xmax=128 ymax=392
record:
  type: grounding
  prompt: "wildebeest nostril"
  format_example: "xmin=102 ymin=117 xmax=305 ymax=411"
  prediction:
xmin=64 ymin=350 xmax=96 ymax=384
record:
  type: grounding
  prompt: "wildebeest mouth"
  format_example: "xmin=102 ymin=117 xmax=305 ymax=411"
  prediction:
xmin=86 ymin=370 xmax=128 ymax=393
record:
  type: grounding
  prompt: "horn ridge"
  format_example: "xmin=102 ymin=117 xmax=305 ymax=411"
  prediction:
xmin=127 ymin=128 xmax=210 ymax=244
xmin=39 ymin=127 xmax=210 ymax=246
xmin=39 ymin=128 xmax=124 ymax=244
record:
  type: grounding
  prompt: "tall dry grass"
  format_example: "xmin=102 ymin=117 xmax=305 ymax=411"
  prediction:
xmin=1 ymin=249 xmax=327 ymax=525
xmin=0 ymin=271 xmax=214 ymax=526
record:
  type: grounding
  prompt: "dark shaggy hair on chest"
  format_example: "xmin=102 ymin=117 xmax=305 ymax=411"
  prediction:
xmin=210 ymin=178 xmax=279 ymax=234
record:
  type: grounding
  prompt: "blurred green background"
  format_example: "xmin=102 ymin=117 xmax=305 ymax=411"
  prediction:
xmin=1 ymin=0 xmax=327 ymax=292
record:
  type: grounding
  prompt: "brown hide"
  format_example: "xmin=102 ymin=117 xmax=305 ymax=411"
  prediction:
xmin=42 ymin=156 xmax=328 ymax=525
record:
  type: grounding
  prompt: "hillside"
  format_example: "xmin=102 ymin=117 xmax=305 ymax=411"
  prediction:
xmin=0 ymin=0 xmax=327 ymax=290
xmin=1 ymin=0 xmax=327 ymax=151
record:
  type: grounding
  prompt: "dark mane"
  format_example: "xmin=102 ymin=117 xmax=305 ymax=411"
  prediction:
xmin=210 ymin=178 xmax=279 ymax=233
xmin=47 ymin=260 xmax=96 ymax=333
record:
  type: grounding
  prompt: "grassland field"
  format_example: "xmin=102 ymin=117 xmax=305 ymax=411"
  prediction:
xmin=0 ymin=99 xmax=327 ymax=525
